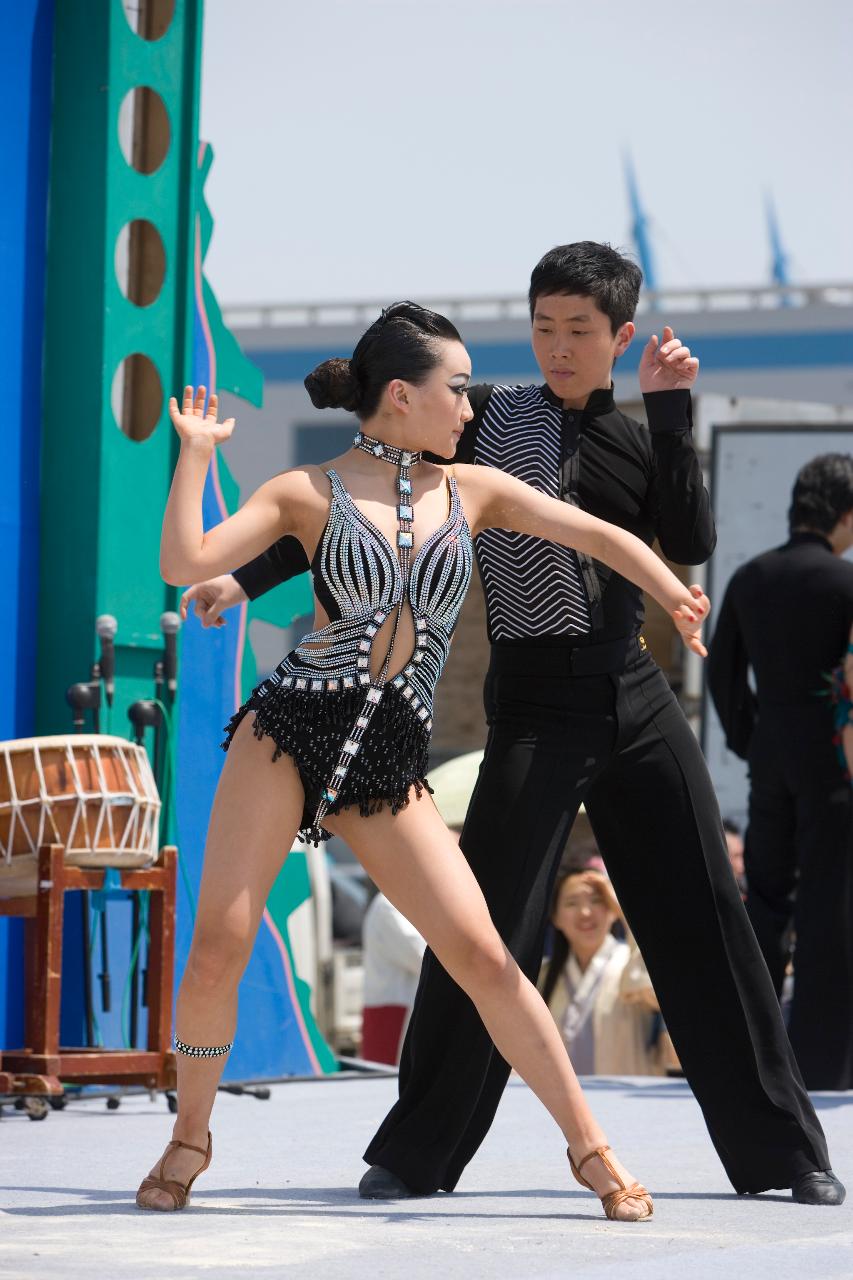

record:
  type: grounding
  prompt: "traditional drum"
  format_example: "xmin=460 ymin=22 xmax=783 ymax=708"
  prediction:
xmin=0 ymin=735 xmax=161 ymax=897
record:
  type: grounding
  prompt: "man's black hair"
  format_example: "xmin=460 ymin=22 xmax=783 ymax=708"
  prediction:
xmin=528 ymin=241 xmax=643 ymax=334
xmin=788 ymin=453 xmax=853 ymax=535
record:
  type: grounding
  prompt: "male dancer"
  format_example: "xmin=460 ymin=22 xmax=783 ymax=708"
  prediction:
xmin=708 ymin=453 xmax=853 ymax=1091
xmin=186 ymin=243 xmax=843 ymax=1205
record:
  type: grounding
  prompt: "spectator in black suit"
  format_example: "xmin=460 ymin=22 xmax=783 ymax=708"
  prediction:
xmin=708 ymin=453 xmax=853 ymax=1090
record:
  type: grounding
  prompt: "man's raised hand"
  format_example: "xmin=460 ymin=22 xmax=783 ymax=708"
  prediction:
xmin=168 ymin=385 xmax=235 ymax=447
xmin=180 ymin=575 xmax=248 ymax=629
xmin=639 ymin=326 xmax=699 ymax=393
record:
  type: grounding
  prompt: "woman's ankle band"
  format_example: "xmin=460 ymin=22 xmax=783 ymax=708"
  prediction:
xmin=174 ymin=1035 xmax=234 ymax=1059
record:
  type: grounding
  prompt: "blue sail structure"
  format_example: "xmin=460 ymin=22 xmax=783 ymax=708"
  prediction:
xmin=766 ymin=191 xmax=792 ymax=305
xmin=624 ymin=152 xmax=658 ymax=291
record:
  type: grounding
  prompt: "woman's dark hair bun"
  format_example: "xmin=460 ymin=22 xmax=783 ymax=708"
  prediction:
xmin=304 ymin=302 xmax=462 ymax=419
xmin=304 ymin=357 xmax=361 ymax=412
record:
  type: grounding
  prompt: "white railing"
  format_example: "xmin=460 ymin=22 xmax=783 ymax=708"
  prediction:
xmin=222 ymin=283 xmax=853 ymax=330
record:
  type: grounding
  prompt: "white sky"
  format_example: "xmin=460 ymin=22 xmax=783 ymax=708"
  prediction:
xmin=200 ymin=0 xmax=853 ymax=305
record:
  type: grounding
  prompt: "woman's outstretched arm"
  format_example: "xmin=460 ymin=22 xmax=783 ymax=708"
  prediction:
xmin=459 ymin=463 xmax=710 ymax=655
xmin=159 ymin=385 xmax=314 ymax=586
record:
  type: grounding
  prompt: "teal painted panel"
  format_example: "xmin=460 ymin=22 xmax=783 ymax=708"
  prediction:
xmin=38 ymin=0 xmax=203 ymax=736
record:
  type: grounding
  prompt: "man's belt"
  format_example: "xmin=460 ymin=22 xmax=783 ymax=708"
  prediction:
xmin=490 ymin=635 xmax=648 ymax=678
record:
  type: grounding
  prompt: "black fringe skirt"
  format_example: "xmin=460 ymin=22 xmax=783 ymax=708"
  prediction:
xmin=222 ymin=679 xmax=433 ymax=844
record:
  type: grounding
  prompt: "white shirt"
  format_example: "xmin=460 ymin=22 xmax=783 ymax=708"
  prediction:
xmin=362 ymin=894 xmax=426 ymax=1010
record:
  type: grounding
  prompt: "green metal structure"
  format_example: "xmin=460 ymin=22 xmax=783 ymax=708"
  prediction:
xmin=38 ymin=0 xmax=202 ymax=736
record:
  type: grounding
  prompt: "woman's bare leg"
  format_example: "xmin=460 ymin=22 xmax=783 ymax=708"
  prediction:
xmin=328 ymin=794 xmax=650 ymax=1219
xmin=137 ymin=716 xmax=305 ymax=1208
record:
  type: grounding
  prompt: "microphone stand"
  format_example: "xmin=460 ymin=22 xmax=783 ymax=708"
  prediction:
xmin=86 ymin=658 xmax=111 ymax=1018
xmin=65 ymin=677 xmax=103 ymax=1049
xmin=127 ymin=699 xmax=162 ymax=1047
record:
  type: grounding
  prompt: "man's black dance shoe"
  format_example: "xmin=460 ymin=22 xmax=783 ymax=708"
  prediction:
xmin=358 ymin=1165 xmax=424 ymax=1199
xmin=791 ymin=1170 xmax=846 ymax=1205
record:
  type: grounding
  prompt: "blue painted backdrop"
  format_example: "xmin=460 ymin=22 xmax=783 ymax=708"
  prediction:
xmin=0 ymin=0 xmax=54 ymax=1051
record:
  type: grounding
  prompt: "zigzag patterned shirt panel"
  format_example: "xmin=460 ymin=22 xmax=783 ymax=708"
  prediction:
xmin=474 ymin=385 xmax=592 ymax=641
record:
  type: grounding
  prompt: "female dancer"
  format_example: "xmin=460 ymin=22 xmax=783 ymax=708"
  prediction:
xmin=137 ymin=303 xmax=709 ymax=1220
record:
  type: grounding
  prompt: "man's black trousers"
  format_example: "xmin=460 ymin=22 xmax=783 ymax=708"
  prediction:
xmin=744 ymin=708 xmax=853 ymax=1090
xmin=364 ymin=644 xmax=829 ymax=1194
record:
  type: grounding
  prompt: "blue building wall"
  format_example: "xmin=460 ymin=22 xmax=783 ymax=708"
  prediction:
xmin=244 ymin=328 xmax=853 ymax=387
xmin=0 ymin=0 xmax=54 ymax=1050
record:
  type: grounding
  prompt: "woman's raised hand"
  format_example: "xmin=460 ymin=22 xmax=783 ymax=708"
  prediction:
xmin=168 ymin=385 xmax=235 ymax=448
xmin=672 ymin=583 xmax=711 ymax=657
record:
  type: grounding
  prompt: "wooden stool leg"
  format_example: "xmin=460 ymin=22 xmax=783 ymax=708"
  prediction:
xmin=24 ymin=845 xmax=66 ymax=1056
xmin=146 ymin=846 xmax=177 ymax=1054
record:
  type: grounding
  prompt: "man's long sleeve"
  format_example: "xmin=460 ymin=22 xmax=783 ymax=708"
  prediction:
xmin=645 ymin=391 xmax=717 ymax=565
xmin=707 ymin=579 xmax=757 ymax=760
xmin=232 ymin=535 xmax=309 ymax=601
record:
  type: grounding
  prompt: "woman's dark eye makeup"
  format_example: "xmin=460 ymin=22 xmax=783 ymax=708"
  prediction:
xmin=449 ymin=381 xmax=470 ymax=396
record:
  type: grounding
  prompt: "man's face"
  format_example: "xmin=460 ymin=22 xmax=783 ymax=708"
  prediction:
xmin=530 ymin=293 xmax=634 ymax=409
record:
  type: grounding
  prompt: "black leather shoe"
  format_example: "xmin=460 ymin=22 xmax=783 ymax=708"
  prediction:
xmin=358 ymin=1165 xmax=423 ymax=1200
xmin=791 ymin=1170 xmax=846 ymax=1205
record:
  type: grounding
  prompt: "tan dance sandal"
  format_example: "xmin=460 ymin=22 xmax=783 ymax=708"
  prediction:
xmin=136 ymin=1132 xmax=212 ymax=1211
xmin=568 ymin=1144 xmax=653 ymax=1222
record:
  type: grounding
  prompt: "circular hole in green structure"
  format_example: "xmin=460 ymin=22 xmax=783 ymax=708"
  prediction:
xmin=112 ymin=353 xmax=163 ymax=442
xmin=115 ymin=219 xmax=167 ymax=307
xmin=118 ymin=86 xmax=170 ymax=175
xmin=122 ymin=0 xmax=175 ymax=41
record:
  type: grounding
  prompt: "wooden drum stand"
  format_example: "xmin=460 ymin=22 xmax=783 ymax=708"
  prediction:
xmin=0 ymin=843 xmax=177 ymax=1102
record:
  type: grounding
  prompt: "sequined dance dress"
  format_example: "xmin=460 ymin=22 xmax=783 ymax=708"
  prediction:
xmin=223 ymin=443 xmax=473 ymax=844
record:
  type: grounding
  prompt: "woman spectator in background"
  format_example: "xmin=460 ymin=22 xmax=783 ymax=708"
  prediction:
xmin=540 ymin=862 xmax=666 ymax=1076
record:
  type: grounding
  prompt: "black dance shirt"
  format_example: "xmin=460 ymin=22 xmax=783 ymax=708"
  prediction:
xmin=707 ymin=532 xmax=853 ymax=758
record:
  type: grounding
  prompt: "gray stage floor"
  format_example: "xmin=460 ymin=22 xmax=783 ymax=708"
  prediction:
xmin=1 ymin=1075 xmax=851 ymax=1279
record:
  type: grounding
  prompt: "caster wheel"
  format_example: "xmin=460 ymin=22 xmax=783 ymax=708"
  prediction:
xmin=49 ymin=1095 xmax=67 ymax=1111
xmin=166 ymin=1092 xmax=178 ymax=1114
xmin=25 ymin=1098 xmax=49 ymax=1121
xmin=106 ymin=1096 xmax=121 ymax=1111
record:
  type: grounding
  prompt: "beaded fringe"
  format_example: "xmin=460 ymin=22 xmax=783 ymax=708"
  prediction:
xmin=222 ymin=683 xmax=433 ymax=845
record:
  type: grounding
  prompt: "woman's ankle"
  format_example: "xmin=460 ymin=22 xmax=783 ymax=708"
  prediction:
xmin=567 ymin=1129 xmax=608 ymax=1158
xmin=170 ymin=1121 xmax=210 ymax=1148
